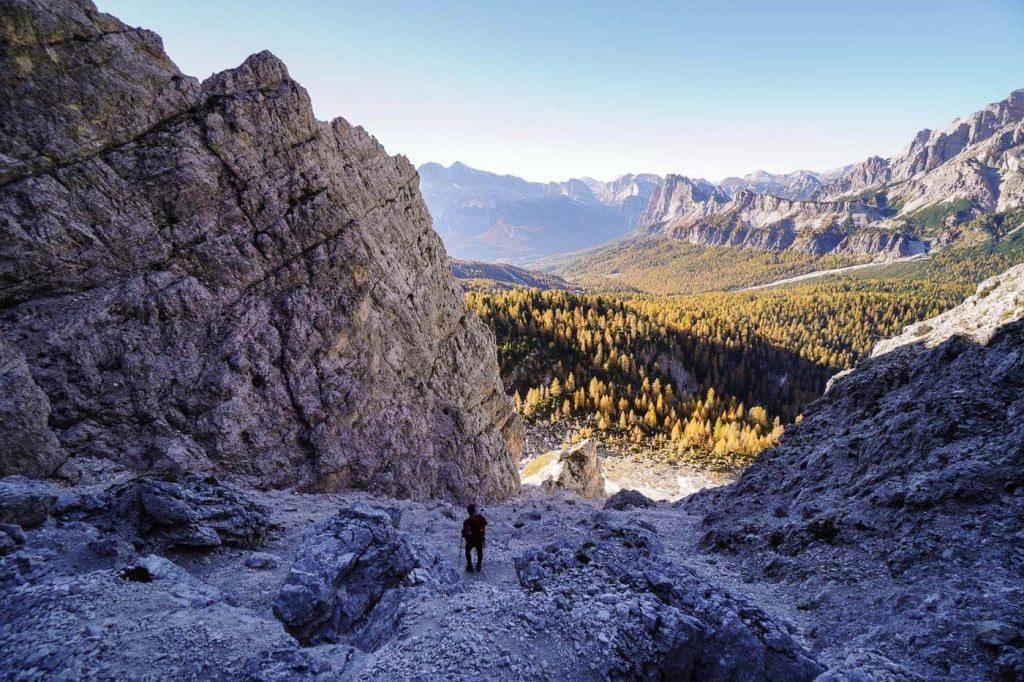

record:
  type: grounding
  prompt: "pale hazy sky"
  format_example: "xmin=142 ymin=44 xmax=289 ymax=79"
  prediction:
xmin=98 ymin=0 xmax=1024 ymax=183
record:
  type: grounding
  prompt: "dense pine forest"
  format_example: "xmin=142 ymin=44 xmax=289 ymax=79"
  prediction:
xmin=468 ymin=232 xmax=1024 ymax=470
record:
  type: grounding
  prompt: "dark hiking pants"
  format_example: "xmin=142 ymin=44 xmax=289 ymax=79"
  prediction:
xmin=465 ymin=538 xmax=484 ymax=570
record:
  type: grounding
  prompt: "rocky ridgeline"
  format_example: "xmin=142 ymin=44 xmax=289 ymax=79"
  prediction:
xmin=0 ymin=0 xmax=520 ymax=500
xmin=417 ymin=163 xmax=663 ymax=261
xmin=682 ymin=264 xmax=1024 ymax=679
xmin=640 ymin=176 xmax=924 ymax=258
xmin=638 ymin=89 xmax=1024 ymax=257
xmin=814 ymin=90 xmax=1024 ymax=214
xmin=872 ymin=263 xmax=1024 ymax=355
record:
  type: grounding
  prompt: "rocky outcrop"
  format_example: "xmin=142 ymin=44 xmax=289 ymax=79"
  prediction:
xmin=0 ymin=0 xmax=521 ymax=500
xmin=602 ymin=489 xmax=657 ymax=510
xmin=682 ymin=264 xmax=1024 ymax=679
xmin=832 ymin=229 xmax=927 ymax=258
xmin=873 ymin=263 xmax=1024 ymax=355
xmin=0 ymin=337 xmax=67 ymax=478
xmin=272 ymin=504 xmax=458 ymax=648
xmin=59 ymin=473 xmax=271 ymax=550
xmin=520 ymin=439 xmax=606 ymax=500
xmin=0 ymin=477 xmax=57 ymax=528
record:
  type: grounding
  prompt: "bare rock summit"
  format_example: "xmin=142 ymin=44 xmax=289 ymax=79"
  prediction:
xmin=0 ymin=0 xmax=521 ymax=501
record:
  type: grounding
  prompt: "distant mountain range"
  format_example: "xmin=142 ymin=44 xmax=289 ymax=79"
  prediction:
xmin=450 ymin=259 xmax=578 ymax=292
xmin=641 ymin=89 xmax=1024 ymax=258
xmin=420 ymin=89 xmax=1024 ymax=263
xmin=417 ymin=162 xmax=661 ymax=261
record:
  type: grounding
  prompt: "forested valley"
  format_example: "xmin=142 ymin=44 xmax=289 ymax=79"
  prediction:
xmin=467 ymin=233 xmax=1024 ymax=470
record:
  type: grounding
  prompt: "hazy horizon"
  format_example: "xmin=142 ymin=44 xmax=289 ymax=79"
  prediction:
xmin=97 ymin=0 xmax=1024 ymax=184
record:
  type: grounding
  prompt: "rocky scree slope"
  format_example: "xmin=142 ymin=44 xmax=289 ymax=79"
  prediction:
xmin=0 ymin=0 xmax=521 ymax=500
xmin=0 ymin=473 xmax=825 ymax=680
xmin=681 ymin=264 xmax=1024 ymax=680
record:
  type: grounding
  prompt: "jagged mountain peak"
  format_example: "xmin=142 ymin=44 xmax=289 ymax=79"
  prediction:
xmin=718 ymin=169 xmax=824 ymax=201
xmin=635 ymin=89 xmax=1024 ymax=260
xmin=815 ymin=88 xmax=1024 ymax=205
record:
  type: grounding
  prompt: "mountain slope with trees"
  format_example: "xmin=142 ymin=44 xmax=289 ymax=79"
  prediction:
xmin=469 ymin=273 xmax=977 ymax=469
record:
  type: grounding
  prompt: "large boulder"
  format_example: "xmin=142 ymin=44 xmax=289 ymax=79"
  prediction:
xmin=0 ymin=0 xmax=521 ymax=501
xmin=603 ymin=489 xmax=657 ymax=511
xmin=514 ymin=512 xmax=824 ymax=680
xmin=520 ymin=439 xmax=605 ymax=500
xmin=273 ymin=504 xmax=458 ymax=648
xmin=0 ymin=337 xmax=66 ymax=478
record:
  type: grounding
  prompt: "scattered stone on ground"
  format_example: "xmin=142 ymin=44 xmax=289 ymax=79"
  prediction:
xmin=603 ymin=489 xmax=657 ymax=511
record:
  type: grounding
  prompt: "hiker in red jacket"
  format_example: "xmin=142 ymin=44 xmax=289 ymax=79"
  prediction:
xmin=462 ymin=503 xmax=487 ymax=572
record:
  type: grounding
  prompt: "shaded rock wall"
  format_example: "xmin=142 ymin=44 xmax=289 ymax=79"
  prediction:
xmin=681 ymin=265 xmax=1024 ymax=679
xmin=0 ymin=0 xmax=521 ymax=501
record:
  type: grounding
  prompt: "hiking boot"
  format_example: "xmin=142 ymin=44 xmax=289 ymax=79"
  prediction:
xmin=465 ymin=565 xmax=473 ymax=572
xmin=475 ymin=565 xmax=483 ymax=573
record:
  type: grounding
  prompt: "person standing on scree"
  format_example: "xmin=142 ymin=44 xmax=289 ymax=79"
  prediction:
xmin=462 ymin=503 xmax=487 ymax=572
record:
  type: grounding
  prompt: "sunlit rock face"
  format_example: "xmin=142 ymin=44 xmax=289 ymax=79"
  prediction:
xmin=0 ymin=0 xmax=521 ymax=501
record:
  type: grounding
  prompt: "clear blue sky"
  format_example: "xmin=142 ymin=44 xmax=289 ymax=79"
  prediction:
xmin=97 ymin=0 xmax=1024 ymax=183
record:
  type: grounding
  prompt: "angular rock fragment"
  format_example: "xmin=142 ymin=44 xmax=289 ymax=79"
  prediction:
xmin=0 ymin=477 xmax=58 ymax=528
xmin=60 ymin=474 xmax=269 ymax=550
xmin=520 ymin=439 xmax=605 ymax=500
xmin=273 ymin=504 xmax=457 ymax=648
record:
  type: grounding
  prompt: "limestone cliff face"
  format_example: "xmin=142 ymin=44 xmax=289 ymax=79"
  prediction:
xmin=0 ymin=0 xmax=522 ymax=500
xmin=639 ymin=178 xmax=899 ymax=256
